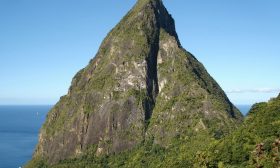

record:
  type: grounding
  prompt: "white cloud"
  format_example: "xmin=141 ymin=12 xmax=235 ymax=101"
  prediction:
xmin=226 ymin=88 xmax=280 ymax=94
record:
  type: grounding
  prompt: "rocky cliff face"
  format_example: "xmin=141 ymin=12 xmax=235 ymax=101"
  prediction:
xmin=28 ymin=0 xmax=243 ymax=166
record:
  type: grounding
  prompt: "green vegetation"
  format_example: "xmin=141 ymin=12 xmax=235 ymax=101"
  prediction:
xmin=202 ymin=96 xmax=280 ymax=167
xmin=43 ymin=95 xmax=72 ymax=136
xmin=25 ymin=157 xmax=48 ymax=168
xmin=31 ymin=133 xmax=213 ymax=168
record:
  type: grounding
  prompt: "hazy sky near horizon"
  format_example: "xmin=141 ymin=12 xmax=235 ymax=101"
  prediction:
xmin=0 ymin=0 xmax=279 ymax=105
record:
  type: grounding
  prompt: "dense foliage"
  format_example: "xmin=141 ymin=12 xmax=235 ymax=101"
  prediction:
xmin=203 ymin=95 xmax=280 ymax=167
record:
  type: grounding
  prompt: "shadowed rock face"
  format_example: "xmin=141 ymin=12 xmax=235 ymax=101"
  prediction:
xmin=31 ymin=0 xmax=243 ymax=165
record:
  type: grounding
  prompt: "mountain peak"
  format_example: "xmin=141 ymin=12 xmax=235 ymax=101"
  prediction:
xmin=27 ymin=0 xmax=242 ymax=166
xmin=136 ymin=0 xmax=162 ymax=7
xmin=126 ymin=0 xmax=180 ymax=44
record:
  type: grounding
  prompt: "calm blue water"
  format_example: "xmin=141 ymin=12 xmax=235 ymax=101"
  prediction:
xmin=236 ymin=104 xmax=252 ymax=116
xmin=0 ymin=106 xmax=51 ymax=168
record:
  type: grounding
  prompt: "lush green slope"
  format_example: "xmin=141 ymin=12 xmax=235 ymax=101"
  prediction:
xmin=203 ymin=94 xmax=280 ymax=168
xmin=26 ymin=133 xmax=214 ymax=168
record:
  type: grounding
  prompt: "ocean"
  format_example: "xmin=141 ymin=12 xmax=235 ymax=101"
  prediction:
xmin=0 ymin=104 xmax=251 ymax=168
xmin=236 ymin=104 xmax=252 ymax=116
xmin=0 ymin=106 xmax=51 ymax=168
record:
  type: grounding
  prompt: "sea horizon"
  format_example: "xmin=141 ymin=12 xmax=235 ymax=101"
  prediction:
xmin=0 ymin=105 xmax=52 ymax=168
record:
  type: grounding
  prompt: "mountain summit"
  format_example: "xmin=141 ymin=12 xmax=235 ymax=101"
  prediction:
xmin=27 ymin=0 xmax=243 ymax=167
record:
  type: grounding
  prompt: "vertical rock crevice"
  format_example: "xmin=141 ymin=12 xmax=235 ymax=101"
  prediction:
xmin=141 ymin=0 xmax=163 ymax=126
xmin=143 ymin=35 xmax=159 ymax=124
xmin=142 ymin=0 xmax=176 ymax=126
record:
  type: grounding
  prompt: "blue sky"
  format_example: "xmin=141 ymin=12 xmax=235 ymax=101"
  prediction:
xmin=0 ymin=0 xmax=279 ymax=105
